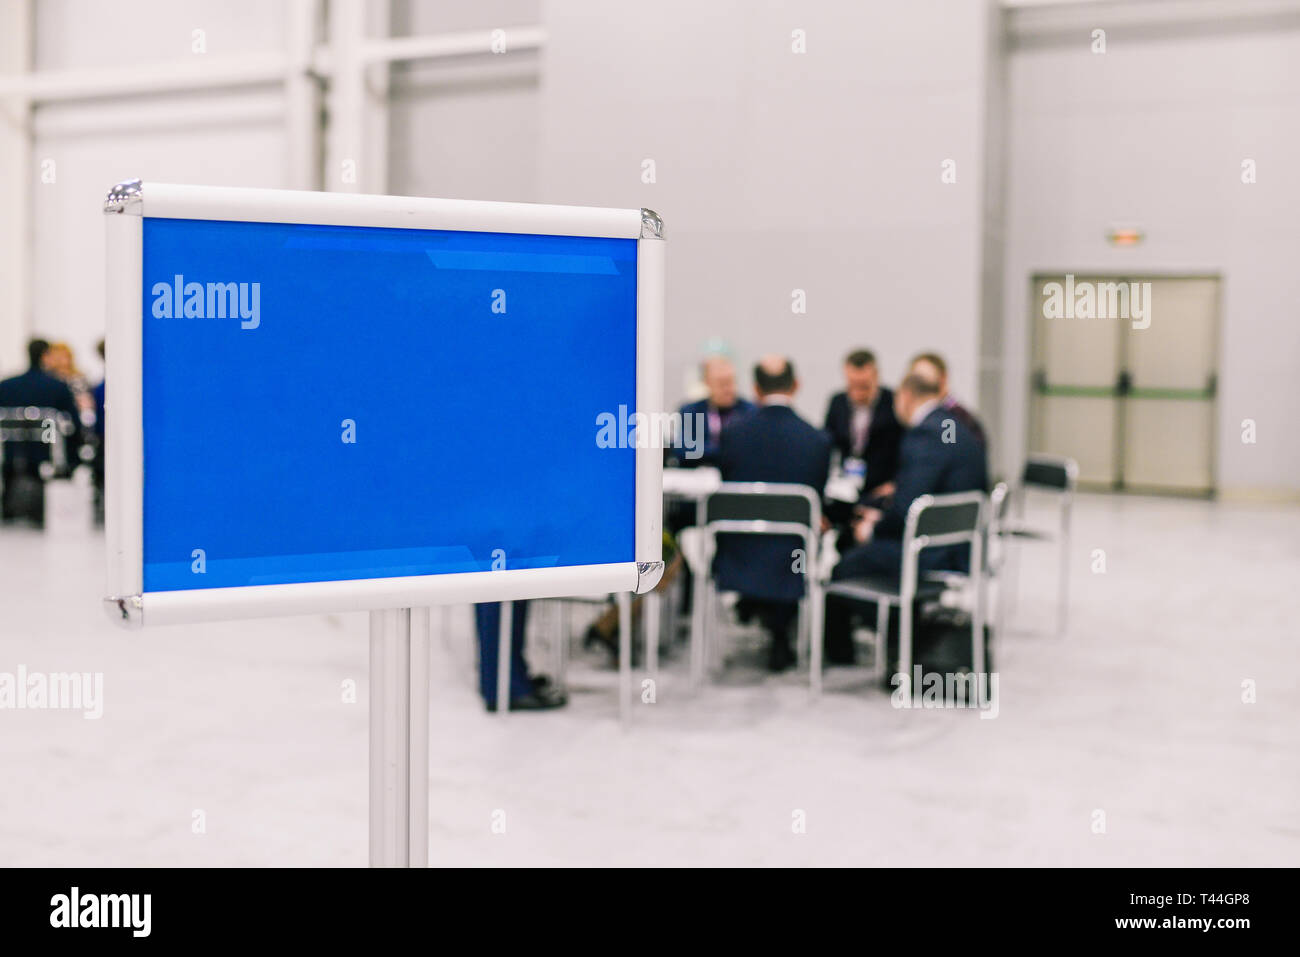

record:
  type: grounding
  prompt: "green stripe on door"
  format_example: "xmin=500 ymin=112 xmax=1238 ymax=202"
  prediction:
xmin=1037 ymin=385 xmax=1212 ymax=400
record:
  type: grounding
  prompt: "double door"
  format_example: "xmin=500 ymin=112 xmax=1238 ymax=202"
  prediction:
xmin=1029 ymin=274 xmax=1219 ymax=495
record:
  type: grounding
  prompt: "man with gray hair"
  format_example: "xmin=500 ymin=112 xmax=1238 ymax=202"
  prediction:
xmin=674 ymin=355 xmax=755 ymax=466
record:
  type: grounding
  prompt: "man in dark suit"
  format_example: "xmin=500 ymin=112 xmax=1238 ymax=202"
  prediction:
xmin=673 ymin=355 xmax=755 ymax=466
xmin=823 ymin=348 xmax=903 ymax=495
xmin=824 ymin=372 xmax=988 ymax=663
xmin=714 ymin=355 xmax=831 ymax=671
xmin=0 ymin=339 xmax=82 ymax=525
xmin=909 ymin=351 xmax=986 ymax=448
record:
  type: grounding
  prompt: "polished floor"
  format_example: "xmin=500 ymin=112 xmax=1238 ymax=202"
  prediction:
xmin=2 ymin=489 xmax=1297 ymax=866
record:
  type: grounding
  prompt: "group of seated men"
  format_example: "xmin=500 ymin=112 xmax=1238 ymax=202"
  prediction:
xmin=474 ymin=347 xmax=989 ymax=711
xmin=678 ymin=348 xmax=988 ymax=672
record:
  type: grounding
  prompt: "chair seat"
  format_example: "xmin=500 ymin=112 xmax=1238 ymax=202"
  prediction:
xmin=1000 ymin=524 xmax=1053 ymax=542
xmin=824 ymin=575 xmax=945 ymax=606
xmin=924 ymin=570 xmax=971 ymax=587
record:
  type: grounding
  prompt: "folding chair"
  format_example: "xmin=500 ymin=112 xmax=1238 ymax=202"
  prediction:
xmin=818 ymin=491 xmax=987 ymax=702
xmin=699 ymin=482 xmax=822 ymax=691
xmin=0 ymin=406 xmax=76 ymax=477
xmin=1004 ymin=454 xmax=1078 ymax=637
xmin=1 ymin=407 xmax=77 ymax=524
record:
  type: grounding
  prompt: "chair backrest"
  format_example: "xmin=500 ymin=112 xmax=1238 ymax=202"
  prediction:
xmin=703 ymin=482 xmax=820 ymax=530
xmin=986 ymin=482 xmax=1011 ymax=572
xmin=899 ymin=490 xmax=987 ymax=597
xmin=989 ymin=481 xmax=1011 ymax=531
xmin=0 ymin=406 xmax=74 ymax=471
xmin=1022 ymin=454 xmax=1078 ymax=493
xmin=0 ymin=406 xmax=74 ymax=441
xmin=905 ymin=491 xmax=984 ymax=545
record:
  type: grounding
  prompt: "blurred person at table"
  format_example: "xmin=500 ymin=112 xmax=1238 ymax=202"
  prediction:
xmin=908 ymin=351 xmax=985 ymax=450
xmin=672 ymin=355 xmax=754 ymax=467
xmin=44 ymin=341 xmax=96 ymax=426
xmin=823 ymin=371 xmax=988 ymax=664
xmin=823 ymin=348 xmax=903 ymax=497
xmin=0 ymin=338 xmax=83 ymax=524
xmin=713 ymin=355 xmax=830 ymax=672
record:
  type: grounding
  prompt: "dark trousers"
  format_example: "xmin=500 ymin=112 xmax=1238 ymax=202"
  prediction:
xmin=1 ymin=462 xmax=45 ymax=525
xmin=823 ymin=593 xmax=880 ymax=664
xmin=739 ymin=597 xmax=798 ymax=659
xmin=475 ymin=601 xmax=532 ymax=706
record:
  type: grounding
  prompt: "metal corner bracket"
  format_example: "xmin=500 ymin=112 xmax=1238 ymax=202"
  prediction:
xmin=104 ymin=178 xmax=143 ymax=215
xmin=639 ymin=208 xmax=664 ymax=240
xmin=634 ymin=561 xmax=665 ymax=594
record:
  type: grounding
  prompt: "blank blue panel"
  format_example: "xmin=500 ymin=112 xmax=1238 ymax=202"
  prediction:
xmin=141 ymin=218 xmax=638 ymax=592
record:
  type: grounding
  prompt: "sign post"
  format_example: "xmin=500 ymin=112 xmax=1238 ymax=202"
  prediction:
xmin=101 ymin=179 xmax=664 ymax=865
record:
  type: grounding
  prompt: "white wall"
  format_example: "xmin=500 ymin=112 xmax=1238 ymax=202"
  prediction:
xmin=537 ymin=0 xmax=994 ymax=423
xmin=1002 ymin=0 xmax=1300 ymax=497
xmin=24 ymin=0 xmax=289 ymax=382
xmin=387 ymin=0 xmax=541 ymax=203
xmin=0 ymin=1 xmax=33 ymax=374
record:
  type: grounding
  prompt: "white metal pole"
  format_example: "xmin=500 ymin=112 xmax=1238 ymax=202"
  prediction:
xmin=328 ymin=0 xmax=365 ymax=193
xmin=285 ymin=0 xmax=322 ymax=191
xmin=408 ymin=606 xmax=430 ymax=867
xmin=618 ymin=591 xmax=632 ymax=726
xmin=369 ymin=607 xmax=409 ymax=866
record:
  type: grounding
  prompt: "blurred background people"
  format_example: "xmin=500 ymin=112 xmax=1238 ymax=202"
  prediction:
xmin=713 ymin=355 xmax=830 ymax=671
xmin=674 ymin=355 xmax=754 ymax=466
xmin=473 ymin=601 xmax=567 ymax=712
xmin=908 ymin=352 xmax=985 ymax=449
xmin=43 ymin=340 xmax=97 ymax=426
xmin=0 ymin=338 xmax=84 ymax=526
xmin=823 ymin=348 xmax=903 ymax=496
xmin=824 ymin=371 xmax=988 ymax=663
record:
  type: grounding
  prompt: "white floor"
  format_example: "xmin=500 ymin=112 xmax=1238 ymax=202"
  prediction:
xmin=2 ymin=492 xmax=1298 ymax=867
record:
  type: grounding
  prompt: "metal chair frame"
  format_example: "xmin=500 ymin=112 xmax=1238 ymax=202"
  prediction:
xmin=699 ymin=482 xmax=823 ymax=691
xmin=819 ymin=490 xmax=987 ymax=703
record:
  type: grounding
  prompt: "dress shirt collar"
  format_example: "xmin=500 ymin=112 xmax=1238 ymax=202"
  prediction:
xmin=909 ymin=397 xmax=942 ymax=427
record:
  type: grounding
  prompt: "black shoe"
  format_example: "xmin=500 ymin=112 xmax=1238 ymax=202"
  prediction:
xmin=767 ymin=642 xmax=796 ymax=673
xmin=583 ymin=625 xmax=616 ymax=654
xmin=485 ymin=687 xmax=568 ymax=713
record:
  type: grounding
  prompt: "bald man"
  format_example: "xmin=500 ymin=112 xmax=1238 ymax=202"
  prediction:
xmin=908 ymin=352 xmax=986 ymax=448
xmin=675 ymin=356 xmax=755 ymax=466
xmin=713 ymin=355 xmax=830 ymax=672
